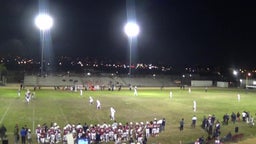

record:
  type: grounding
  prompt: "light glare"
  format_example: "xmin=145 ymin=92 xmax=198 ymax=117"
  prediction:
xmin=35 ymin=14 xmax=53 ymax=31
xmin=233 ymin=70 xmax=238 ymax=76
xmin=124 ymin=22 xmax=140 ymax=37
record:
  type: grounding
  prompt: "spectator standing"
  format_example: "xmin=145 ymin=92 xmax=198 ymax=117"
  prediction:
xmin=13 ymin=124 xmax=19 ymax=144
xmin=95 ymin=131 xmax=101 ymax=144
xmin=162 ymin=118 xmax=166 ymax=131
xmin=83 ymin=123 xmax=88 ymax=132
xmin=223 ymin=113 xmax=229 ymax=125
xmin=20 ymin=127 xmax=27 ymax=144
xmin=214 ymin=120 xmax=221 ymax=138
xmin=20 ymin=83 xmax=23 ymax=90
xmin=237 ymin=112 xmax=241 ymax=122
xmin=0 ymin=124 xmax=7 ymax=141
xmin=194 ymin=139 xmax=200 ymax=144
xmin=24 ymin=125 xmax=28 ymax=133
xmin=249 ymin=116 xmax=255 ymax=127
xmin=211 ymin=114 xmax=216 ymax=124
xmin=245 ymin=111 xmax=250 ymax=123
xmin=199 ymin=136 xmax=205 ymax=143
xmin=242 ymin=111 xmax=247 ymax=122
xmin=191 ymin=115 xmax=197 ymax=128
xmin=231 ymin=112 xmax=237 ymax=124
xmin=180 ymin=118 xmax=184 ymax=131
xmin=27 ymin=129 xmax=32 ymax=144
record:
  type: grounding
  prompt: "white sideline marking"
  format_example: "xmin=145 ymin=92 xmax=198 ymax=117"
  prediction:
xmin=32 ymin=108 xmax=35 ymax=133
xmin=0 ymin=103 xmax=11 ymax=123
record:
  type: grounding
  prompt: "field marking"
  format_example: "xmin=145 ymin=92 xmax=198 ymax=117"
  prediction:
xmin=58 ymin=106 xmax=68 ymax=124
xmin=32 ymin=107 xmax=35 ymax=133
xmin=0 ymin=102 xmax=12 ymax=123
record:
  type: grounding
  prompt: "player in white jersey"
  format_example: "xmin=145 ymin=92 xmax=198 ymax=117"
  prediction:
xmin=25 ymin=93 xmax=31 ymax=104
xmin=110 ymin=107 xmax=116 ymax=120
xmin=80 ymin=89 xmax=83 ymax=96
xmin=26 ymin=89 xmax=30 ymax=95
xmin=18 ymin=89 xmax=21 ymax=97
xmin=193 ymin=100 xmax=197 ymax=112
xmin=169 ymin=91 xmax=173 ymax=99
xmin=188 ymin=87 xmax=191 ymax=93
xmin=134 ymin=86 xmax=138 ymax=96
xmin=35 ymin=124 xmax=41 ymax=143
xmin=96 ymin=99 xmax=101 ymax=109
xmin=89 ymin=96 xmax=94 ymax=104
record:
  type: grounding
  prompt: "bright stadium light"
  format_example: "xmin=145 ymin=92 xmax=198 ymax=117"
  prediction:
xmin=233 ymin=70 xmax=240 ymax=87
xmin=124 ymin=22 xmax=139 ymax=75
xmin=233 ymin=70 xmax=238 ymax=76
xmin=246 ymin=72 xmax=251 ymax=87
xmin=124 ymin=22 xmax=140 ymax=37
xmin=35 ymin=13 xmax=53 ymax=75
xmin=35 ymin=14 xmax=53 ymax=31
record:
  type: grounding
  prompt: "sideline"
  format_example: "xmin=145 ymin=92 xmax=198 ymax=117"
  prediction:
xmin=32 ymin=107 xmax=35 ymax=133
xmin=0 ymin=102 xmax=12 ymax=123
xmin=237 ymin=137 xmax=256 ymax=144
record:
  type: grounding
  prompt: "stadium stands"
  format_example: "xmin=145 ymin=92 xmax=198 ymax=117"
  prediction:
xmin=23 ymin=74 xmax=177 ymax=88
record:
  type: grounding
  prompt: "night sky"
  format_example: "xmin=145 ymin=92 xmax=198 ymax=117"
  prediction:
xmin=0 ymin=0 xmax=255 ymax=69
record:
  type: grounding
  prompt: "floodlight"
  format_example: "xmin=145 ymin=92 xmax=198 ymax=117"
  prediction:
xmin=124 ymin=22 xmax=139 ymax=75
xmin=35 ymin=14 xmax=53 ymax=31
xmin=233 ymin=70 xmax=238 ymax=76
xmin=124 ymin=22 xmax=140 ymax=37
xmin=35 ymin=13 xmax=53 ymax=75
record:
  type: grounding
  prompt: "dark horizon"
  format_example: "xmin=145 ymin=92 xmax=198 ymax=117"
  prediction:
xmin=0 ymin=0 xmax=255 ymax=69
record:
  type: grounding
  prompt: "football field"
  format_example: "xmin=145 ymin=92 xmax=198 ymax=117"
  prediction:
xmin=0 ymin=86 xmax=256 ymax=144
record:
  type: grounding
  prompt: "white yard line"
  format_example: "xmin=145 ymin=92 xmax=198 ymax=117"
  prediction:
xmin=0 ymin=103 xmax=11 ymax=123
xmin=32 ymin=108 xmax=35 ymax=132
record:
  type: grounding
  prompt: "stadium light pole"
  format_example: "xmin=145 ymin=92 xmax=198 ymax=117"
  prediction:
xmin=35 ymin=13 xmax=53 ymax=76
xmin=246 ymin=72 xmax=251 ymax=88
xmin=124 ymin=22 xmax=139 ymax=75
xmin=233 ymin=70 xmax=239 ymax=87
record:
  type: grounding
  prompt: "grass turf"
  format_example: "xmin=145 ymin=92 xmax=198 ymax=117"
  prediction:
xmin=0 ymin=86 xmax=256 ymax=144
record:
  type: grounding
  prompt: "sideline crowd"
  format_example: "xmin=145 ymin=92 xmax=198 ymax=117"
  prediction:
xmin=3 ymin=118 xmax=166 ymax=144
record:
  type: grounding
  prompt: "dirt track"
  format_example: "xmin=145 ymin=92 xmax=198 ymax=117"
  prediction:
xmin=237 ymin=138 xmax=256 ymax=144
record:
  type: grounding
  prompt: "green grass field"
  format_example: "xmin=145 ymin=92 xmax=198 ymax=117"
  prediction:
xmin=0 ymin=86 xmax=256 ymax=144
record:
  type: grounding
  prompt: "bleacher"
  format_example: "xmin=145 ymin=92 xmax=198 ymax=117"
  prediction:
xmin=121 ymin=77 xmax=162 ymax=87
xmin=24 ymin=75 xmax=82 ymax=87
xmin=23 ymin=75 xmax=38 ymax=86
xmin=23 ymin=74 xmax=177 ymax=88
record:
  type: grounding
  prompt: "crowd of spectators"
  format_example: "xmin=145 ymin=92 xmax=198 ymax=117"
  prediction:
xmin=193 ymin=110 xmax=254 ymax=144
xmin=11 ymin=118 xmax=166 ymax=144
